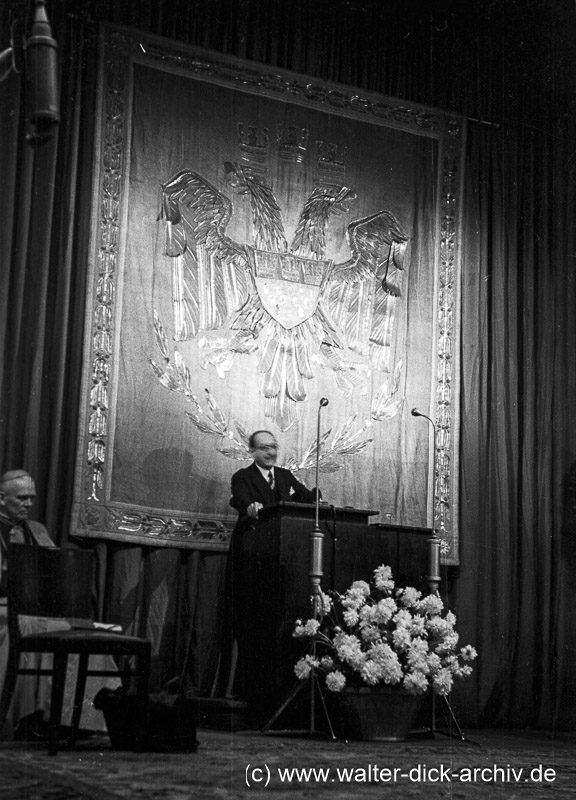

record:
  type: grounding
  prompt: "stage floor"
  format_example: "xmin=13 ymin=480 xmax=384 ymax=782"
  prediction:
xmin=0 ymin=725 xmax=575 ymax=799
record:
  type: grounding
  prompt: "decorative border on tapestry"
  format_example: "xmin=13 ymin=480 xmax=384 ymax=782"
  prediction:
xmin=71 ymin=24 xmax=464 ymax=559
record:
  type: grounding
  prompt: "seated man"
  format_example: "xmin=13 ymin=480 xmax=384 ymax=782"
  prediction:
xmin=0 ymin=470 xmax=55 ymax=593
xmin=0 ymin=470 xmax=120 ymax=740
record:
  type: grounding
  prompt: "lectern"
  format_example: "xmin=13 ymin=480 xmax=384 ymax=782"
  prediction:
xmin=235 ymin=502 xmax=432 ymax=723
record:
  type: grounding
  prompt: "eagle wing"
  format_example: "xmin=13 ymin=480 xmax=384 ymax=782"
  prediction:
xmin=291 ymin=186 xmax=357 ymax=259
xmin=159 ymin=169 xmax=250 ymax=341
xmin=327 ymin=210 xmax=409 ymax=366
xmin=223 ymin=162 xmax=287 ymax=252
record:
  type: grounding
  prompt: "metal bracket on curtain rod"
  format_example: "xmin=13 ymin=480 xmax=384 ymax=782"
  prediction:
xmin=466 ymin=116 xmax=501 ymax=129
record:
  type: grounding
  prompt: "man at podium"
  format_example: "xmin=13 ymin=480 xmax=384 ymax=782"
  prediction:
xmin=223 ymin=430 xmax=319 ymax=718
xmin=230 ymin=430 xmax=318 ymax=532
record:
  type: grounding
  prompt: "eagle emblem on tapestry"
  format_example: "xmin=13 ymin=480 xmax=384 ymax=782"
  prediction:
xmin=158 ymin=160 xmax=408 ymax=431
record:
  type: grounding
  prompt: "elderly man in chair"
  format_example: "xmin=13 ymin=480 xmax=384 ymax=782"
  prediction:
xmin=0 ymin=470 xmax=120 ymax=741
xmin=0 ymin=470 xmax=54 ymax=592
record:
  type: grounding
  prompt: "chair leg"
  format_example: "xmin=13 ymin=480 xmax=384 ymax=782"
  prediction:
xmin=0 ymin=649 xmax=18 ymax=737
xmin=48 ymin=652 xmax=68 ymax=756
xmin=137 ymin=647 xmax=151 ymax=697
xmin=68 ymin=652 xmax=89 ymax=749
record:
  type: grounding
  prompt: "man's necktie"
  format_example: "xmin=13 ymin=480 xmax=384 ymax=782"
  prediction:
xmin=268 ymin=470 xmax=275 ymax=491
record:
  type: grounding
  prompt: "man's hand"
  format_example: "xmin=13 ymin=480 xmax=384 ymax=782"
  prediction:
xmin=247 ymin=502 xmax=264 ymax=519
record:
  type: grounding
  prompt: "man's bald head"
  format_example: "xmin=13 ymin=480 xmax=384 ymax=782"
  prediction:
xmin=0 ymin=471 xmax=37 ymax=523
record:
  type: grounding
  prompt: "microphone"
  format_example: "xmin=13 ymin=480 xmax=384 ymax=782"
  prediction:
xmin=411 ymin=407 xmax=435 ymax=427
xmin=315 ymin=400 xmax=328 ymax=521
xmin=11 ymin=19 xmax=25 ymax=74
xmin=309 ymin=394 xmax=328 ymax=620
xmin=411 ymin=406 xmax=441 ymax=591
xmin=25 ymin=0 xmax=60 ymax=129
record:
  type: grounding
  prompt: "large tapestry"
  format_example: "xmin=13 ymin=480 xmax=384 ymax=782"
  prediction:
xmin=71 ymin=25 xmax=465 ymax=562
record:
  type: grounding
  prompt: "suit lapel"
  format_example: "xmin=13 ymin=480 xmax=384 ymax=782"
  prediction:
xmin=250 ymin=462 xmax=275 ymax=502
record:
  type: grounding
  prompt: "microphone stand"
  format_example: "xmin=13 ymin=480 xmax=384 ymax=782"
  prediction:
xmin=262 ymin=399 xmax=335 ymax=738
xmin=310 ymin=398 xmax=328 ymax=619
xmin=411 ymin=407 xmax=465 ymax=742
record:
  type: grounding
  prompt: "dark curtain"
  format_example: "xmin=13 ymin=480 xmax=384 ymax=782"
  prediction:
xmin=453 ymin=122 xmax=576 ymax=729
xmin=2 ymin=0 xmax=576 ymax=725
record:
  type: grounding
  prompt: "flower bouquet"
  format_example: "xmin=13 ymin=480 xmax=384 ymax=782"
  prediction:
xmin=293 ymin=564 xmax=477 ymax=697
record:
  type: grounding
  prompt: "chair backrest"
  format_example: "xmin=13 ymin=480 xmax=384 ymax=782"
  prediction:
xmin=7 ymin=544 xmax=95 ymax=621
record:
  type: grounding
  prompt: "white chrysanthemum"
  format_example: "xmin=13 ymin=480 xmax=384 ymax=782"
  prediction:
xmin=406 ymin=637 xmax=429 ymax=670
xmin=373 ymin=597 xmax=397 ymax=624
xmin=425 ymin=615 xmax=452 ymax=637
xmin=333 ymin=632 xmax=366 ymax=669
xmin=343 ymin=609 xmax=359 ymax=627
xmin=434 ymin=631 xmax=459 ymax=655
xmin=359 ymin=604 xmax=376 ymax=623
xmin=445 ymin=611 xmax=457 ymax=627
xmin=409 ymin=615 xmax=427 ymax=637
xmin=342 ymin=583 xmax=370 ymax=611
xmin=425 ymin=652 xmax=442 ymax=674
xmin=392 ymin=626 xmax=412 ymax=652
xmin=325 ymin=671 xmax=347 ymax=692
xmin=373 ymin=565 xmax=395 ymax=592
xmin=369 ymin=642 xmax=403 ymax=684
xmin=460 ymin=645 xmax=478 ymax=661
xmin=350 ymin=580 xmax=371 ymax=596
xmin=403 ymin=670 xmax=429 ymax=694
xmin=360 ymin=660 xmax=385 ymax=685
xmin=397 ymin=586 xmax=422 ymax=608
xmin=294 ymin=654 xmax=319 ymax=680
xmin=319 ymin=591 xmax=333 ymax=614
xmin=393 ymin=608 xmax=413 ymax=628
xmin=359 ymin=623 xmax=381 ymax=643
xmin=293 ymin=618 xmax=321 ymax=637
xmin=432 ymin=667 xmax=454 ymax=695
xmin=417 ymin=594 xmax=444 ymax=616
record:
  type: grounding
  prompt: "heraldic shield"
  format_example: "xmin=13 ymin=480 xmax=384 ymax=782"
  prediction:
xmin=248 ymin=246 xmax=333 ymax=329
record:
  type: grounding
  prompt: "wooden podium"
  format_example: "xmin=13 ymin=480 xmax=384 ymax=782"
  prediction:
xmin=236 ymin=502 xmax=433 ymax=724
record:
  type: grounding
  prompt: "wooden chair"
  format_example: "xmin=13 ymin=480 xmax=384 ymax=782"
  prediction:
xmin=0 ymin=544 xmax=151 ymax=755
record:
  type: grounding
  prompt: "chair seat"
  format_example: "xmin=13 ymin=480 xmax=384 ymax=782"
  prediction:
xmin=19 ymin=630 xmax=150 ymax=649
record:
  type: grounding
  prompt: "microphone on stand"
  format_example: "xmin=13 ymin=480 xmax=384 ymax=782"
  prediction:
xmin=410 ymin=407 xmax=464 ymax=738
xmin=315 ymin=398 xmax=329 ymax=519
xmin=310 ymin=398 xmax=328 ymax=618
xmin=262 ymin=396 xmax=336 ymax=737
xmin=411 ymin=406 xmax=441 ymax=594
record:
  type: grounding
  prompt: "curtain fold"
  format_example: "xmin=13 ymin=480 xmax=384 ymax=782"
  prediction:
xmin=2 ymin=0 xmax=576 ymax=722
xmin=452 ymin=119 xmax=576 ymax=728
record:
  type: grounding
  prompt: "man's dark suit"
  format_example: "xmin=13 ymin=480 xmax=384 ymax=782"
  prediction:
xmin=223 ymin=462 xmax=317 ymax=718
xmin=230 ymin=462 xmax=317 ymax=535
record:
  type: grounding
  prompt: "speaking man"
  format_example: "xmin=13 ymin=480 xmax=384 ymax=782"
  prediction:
xmin=229 ymin=429 xmax=318 ymax=533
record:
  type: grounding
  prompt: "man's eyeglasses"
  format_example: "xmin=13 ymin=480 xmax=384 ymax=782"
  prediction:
xmin=254 ymin=444 xmax=277 ymax=452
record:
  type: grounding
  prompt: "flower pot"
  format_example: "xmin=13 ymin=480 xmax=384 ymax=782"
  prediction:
xmin=328 ymin=686 xmax=424 ymax=741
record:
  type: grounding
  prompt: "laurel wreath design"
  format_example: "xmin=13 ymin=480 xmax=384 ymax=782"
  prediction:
xmin=149 ymin=311 xmax=374 ymax=472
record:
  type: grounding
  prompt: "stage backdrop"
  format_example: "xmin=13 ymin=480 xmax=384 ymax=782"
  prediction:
xmin=71 ymin=24 xmax=465 ymax=563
